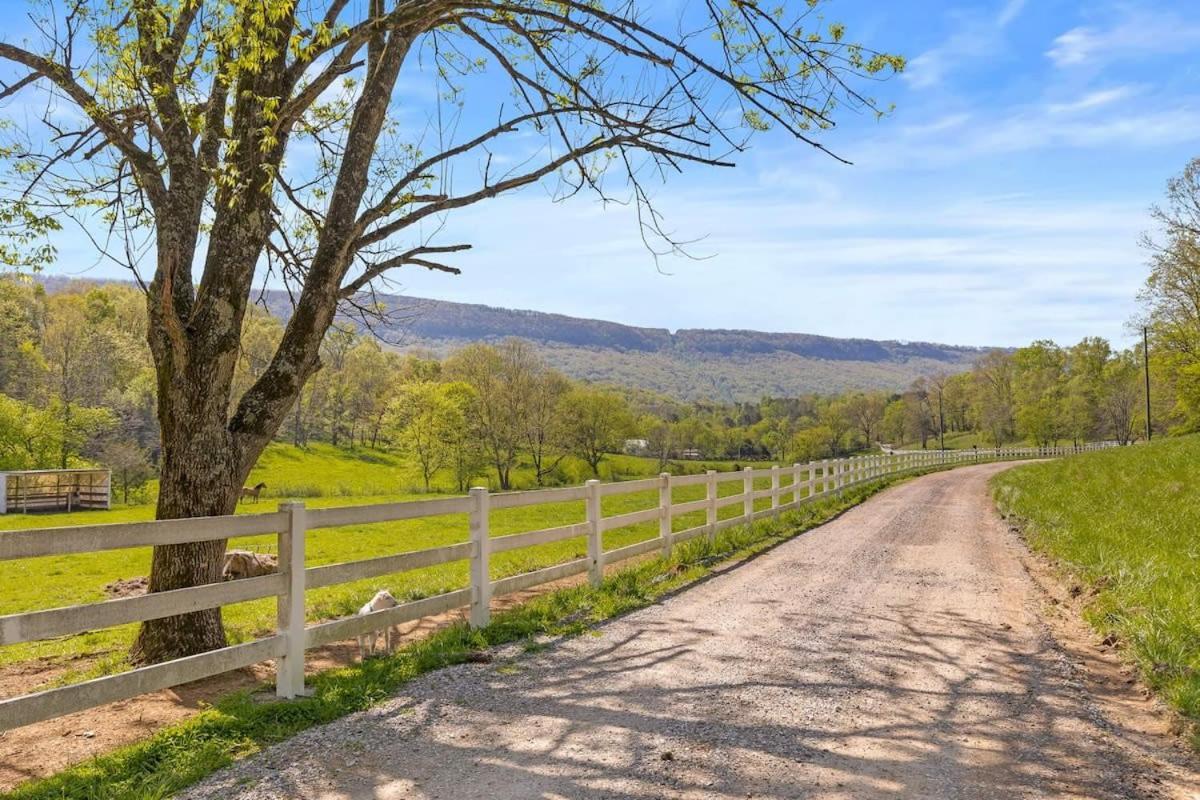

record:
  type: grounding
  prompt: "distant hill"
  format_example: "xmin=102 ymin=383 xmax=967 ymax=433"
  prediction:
xmin=263 ymin=293 xmax=988 ymax=401
xmin=38 ymin=277 xmax=989 ymax=402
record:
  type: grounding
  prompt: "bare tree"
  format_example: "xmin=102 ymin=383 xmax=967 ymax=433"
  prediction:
xmin=843 ymin=391 xmax=886 ymax=448
xmin=1100 ymin=352 xmax=1141 ymax=445
xmin=0 ymin=1 xmax=901 ymax=661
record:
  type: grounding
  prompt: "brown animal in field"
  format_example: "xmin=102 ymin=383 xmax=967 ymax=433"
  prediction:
xmin=240 ymin=482 xmax=267 ymax=503
xmin=222 ymin=549 xmax=279 ymax=581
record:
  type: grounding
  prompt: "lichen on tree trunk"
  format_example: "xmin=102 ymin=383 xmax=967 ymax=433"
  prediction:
xmin=130 ymin=402 xmax=245 ymax=662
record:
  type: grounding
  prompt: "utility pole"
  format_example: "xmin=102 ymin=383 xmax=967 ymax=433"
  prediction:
xmin=1143 ymin=326 xmax=1152 ymax=442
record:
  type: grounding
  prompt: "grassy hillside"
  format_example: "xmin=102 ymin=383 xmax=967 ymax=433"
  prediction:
xmin=895 ymin=430 xmax=991 ymax=451
xmin=993 ymin=437 xmax=1200 ymax=741
xmin=249 ymin=442 xmax=750 ymax=498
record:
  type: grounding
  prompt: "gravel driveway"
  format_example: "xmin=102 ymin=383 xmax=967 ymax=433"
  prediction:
xmin=181 ymin=463 xmax=1200 ymax=800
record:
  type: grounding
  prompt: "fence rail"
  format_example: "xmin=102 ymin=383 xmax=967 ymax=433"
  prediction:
xmin=0 ymin=444 xmax=1111 ymax=732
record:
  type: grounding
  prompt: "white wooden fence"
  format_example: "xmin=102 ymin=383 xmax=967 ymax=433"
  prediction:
xmin=0 ymin=444 xmax=1109 ymax=731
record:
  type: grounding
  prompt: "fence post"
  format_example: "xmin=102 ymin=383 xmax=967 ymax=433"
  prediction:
xmin=743 ymin=466 xmax=754 ymax=521
xmin=659 ymin=472 xmax=673 ymax=558
xmin=793 ymin=463 xmax=803 ymax=506
xmin=469 ymin=487 xmax=491 ymax=628
xmin=276 ymin=501 xmax=309 ymax=699
xmin=706 ymin=469 xmax=718 ymax=540
xmin=586 ymin=479 xmax=603 ymax=586
xmin=770 ymin=465 xmax=780 ymax=512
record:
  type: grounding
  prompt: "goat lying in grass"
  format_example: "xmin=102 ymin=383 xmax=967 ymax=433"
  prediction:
xmin=357 ymin=589 xmax=400 ymax=660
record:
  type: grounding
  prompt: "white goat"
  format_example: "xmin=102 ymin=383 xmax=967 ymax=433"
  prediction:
xmin=356 ymin=589 xmax=400 ymax=660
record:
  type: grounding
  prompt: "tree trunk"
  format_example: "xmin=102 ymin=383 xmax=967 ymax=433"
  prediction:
xmin=131 ymin=417 xmax=241 ymax=663
xmin=292 ymin=400 xmax=305 ymax=447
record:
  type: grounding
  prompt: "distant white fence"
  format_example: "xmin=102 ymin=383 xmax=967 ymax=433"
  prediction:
xmin=0 ymin=444 xmax=1109 ymax=731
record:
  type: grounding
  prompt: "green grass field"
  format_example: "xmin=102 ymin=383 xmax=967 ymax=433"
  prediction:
xmin=248 ymin=441 xmax=754 ymax=498
xmin=0 ymin=443 xmax=776 ymax=686
xmin=993 ymin=436 xmax=1200 ymax=742
xmin=895 ymin=430 xmax=991 ymax=450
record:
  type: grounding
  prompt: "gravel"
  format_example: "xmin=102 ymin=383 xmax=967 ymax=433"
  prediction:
xmin=180 ymin=464 xmax=1200 ymax=800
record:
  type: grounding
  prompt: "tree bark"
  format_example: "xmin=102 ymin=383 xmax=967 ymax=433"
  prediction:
xmin=131 ymin=411 xmax=241 ymax=662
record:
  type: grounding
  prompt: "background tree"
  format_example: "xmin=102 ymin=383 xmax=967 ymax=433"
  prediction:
xmin=975 ymin=350 xmax=1017 ymax=446
xmin=344 ymin=339 xmax=396 ymax=448
xmin=1140 ymin=157 xmax=1200 ymax=431
xmin=791 ymin=425 xmax=833 ymax=463
xmin=643 ymin=415 xmax=677 ymax=471
xmin=1062 ymin=337 xmax=1110 ymax=445
xmin=231 ymin=310 xmax=285 ymax=408
xmin=843 ymin=391 xmax=886 ymax=449
xmin=942 ymin=373 xmax=976 ymax=434
xmin=819 ymin=399 xmax=853 ymax=456
xmin=1101 ymin=351 xmax=1143 ymax=445
xmin=881 ymin=399 xmax=908 ymax=447
xmin=446 ymin=341 xmax=536 ymax=490
xmin=385 ymin=381 xmax=463 ymax=491
xmin=100 ymin=440 xmax=154 ymax=504
xmin=0 ymin=277 xmax=45 ymax=400
xmin=524 ymin=368 xmax=571 ymax=485
xmin=0 ymin=1 xmax=901 ymax=660
xmin=1012 ymin=341 xmax=1066 ymax=447
xmin=441 ymin=381 xmax=487 ymax=492
xmin=559 ymin=386 xmax=635 ymax=475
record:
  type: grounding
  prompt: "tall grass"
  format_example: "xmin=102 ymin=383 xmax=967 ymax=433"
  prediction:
xmin=993 ymin=436 xmax=1200 ymax=743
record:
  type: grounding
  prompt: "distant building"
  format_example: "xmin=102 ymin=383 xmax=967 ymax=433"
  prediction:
xmin=680 ymin=448 xmax=703 ymax=460
xmin=0 ymin=469 xmax=111 ymax=514
xmin=623 ymin=438 xmax=650 ymax=455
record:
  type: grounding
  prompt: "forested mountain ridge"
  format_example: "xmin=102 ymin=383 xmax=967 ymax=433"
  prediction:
xmin=38 ymin=277 xmax=985 ymax=401
xmin=268 ymin=293 xmax=987 ymax=401
xmin=269 ymin=291 xmax=983 ymax=361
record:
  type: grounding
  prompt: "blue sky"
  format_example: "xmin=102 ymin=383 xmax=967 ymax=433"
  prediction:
xmin=36 ymin=0 xmax=1200 ymax=348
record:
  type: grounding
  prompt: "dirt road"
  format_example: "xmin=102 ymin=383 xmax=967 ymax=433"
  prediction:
xmin=183 ymin=463 xmax=1200 ymax=800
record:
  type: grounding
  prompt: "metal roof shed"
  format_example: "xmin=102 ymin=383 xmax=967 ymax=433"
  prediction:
xmin=0 ymin=469 xmax=111 ymax=514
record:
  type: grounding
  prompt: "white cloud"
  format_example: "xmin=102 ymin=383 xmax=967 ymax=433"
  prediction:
xmin=904 ymin=1 xmax=1026 ymax=90
xmin=1047 ymin=86 xmax=1134 ymax=114
xmin=391 ymin=177 xmax=1148 ymax=348
xmin=996 ymin=0 xmax=1028 ymax=27
xmin=1048 ymin=11 xmax=1200 ymax=67
xmin=849 ymin=101 xmax=1200 ymax=169
xmin=899 ymin=113 xmax=972 ymax=136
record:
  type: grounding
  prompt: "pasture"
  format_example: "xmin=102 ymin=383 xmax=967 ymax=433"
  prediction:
xmin=0 ymin=443 xmax=770 ymax=688
xmin=993 ymin=436 xmax=1200 ymax=740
